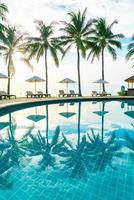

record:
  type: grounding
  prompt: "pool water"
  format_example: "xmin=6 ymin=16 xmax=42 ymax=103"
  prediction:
xmin=0 ymin=100 xmax=134 ymax=200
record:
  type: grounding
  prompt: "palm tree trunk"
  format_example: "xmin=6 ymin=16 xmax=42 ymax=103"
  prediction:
xmin=46 ymin=105 xmax=49 ymax=144
xmin=101 ymin=48 xmax=105 ymax=92
xmin=45 ymin=49 xmax=48 ymax=94
xmin=77 ymin=47 xmax=82 ymax=96
xmin=101 ymin=102 xmax=105 ymax=142
xmin=7 ymin=64 xmax=10 ymax=95
xmin=77 ymin=102 xmax=81 ymax=146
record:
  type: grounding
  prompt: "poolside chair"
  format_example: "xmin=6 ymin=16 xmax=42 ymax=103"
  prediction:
xmin=58 ymin=90 xmax=70 ymax=97
xmin=26 ymin=91 xmax=39 ymax=98
xmin=92 ymin=91 xmax=99 ymax=96
xmin=37 ymin=91 xmax=51 ymax=98
xmin=0 ymin=91 xmax=16 ymax=100
xmin=101 ymin=91 xmax=111 ymax=96
xmin=69 ymin=90 xmax=79 ymax=97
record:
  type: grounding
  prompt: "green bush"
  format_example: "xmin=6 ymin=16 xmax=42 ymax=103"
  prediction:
xmin=117 ymin=91 xmax=127 ymax=96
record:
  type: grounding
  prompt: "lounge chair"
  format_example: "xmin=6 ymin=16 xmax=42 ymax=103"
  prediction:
xmin=58 ymin=90 xmax=70 ymax=97
xmin=92 ymin=91 xmax=100 ymax=96
xmin=0 ymin=91 xmax=16 ymax=100
xmin=69 ymin=90 xmax=79 ymax=97
xmin=37 ymin=91 xmax=51 ymax=98
xmin=26 ymin=91 xmax=39 ymax=98
xmin=101 ymin=91 xmax=111 ymax=96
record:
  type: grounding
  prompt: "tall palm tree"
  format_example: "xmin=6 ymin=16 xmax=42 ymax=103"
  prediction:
xmin=87 ymin=18 xmax=124 ymax=92
xmin=58 ymin=8 xmax=93 ymax=96
xmin=23 ymin=20 xmax=62 ymax=95
xmin=126 ymin=35 xmax=134 ymax=65
xmin=0 ymin=25 xmax=32 ymax=95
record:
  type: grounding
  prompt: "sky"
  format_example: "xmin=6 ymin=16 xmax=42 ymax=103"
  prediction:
xmin=1 ymin=0 xmax=134 ymax=96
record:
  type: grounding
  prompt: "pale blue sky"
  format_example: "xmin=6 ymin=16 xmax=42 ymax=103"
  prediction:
xmin=1 ymin=0 xmax=134 ymax=95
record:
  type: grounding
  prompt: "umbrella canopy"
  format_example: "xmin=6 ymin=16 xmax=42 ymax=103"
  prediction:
xmin=124 ymin=111 xmax=134 ymax=119
xmin=59 ymin=103 xmax=76 ymax=119
xmin=27 ymin=115 xmax=46 ymax=122
xmin=59 ymin=78 xmax=76 ymax=93
xmin=26 ymin=107 xmax=46 ymax=122
xmin=26 ymin=76 xmax=45 ymax=93
xmin=59 ymin=112 xmax=76 ymax=118
xmin=0 ymin=122 xmax=9 ymax=130
xmin=0 ymin=73 xmax=8 ymax=79
xmin=93 ymin=79 xmax=109 ymax=93
xmin=93 ymin=79 xmax=109 ymax=84
xmin=93 ymin=111 xmax=108 ymax=116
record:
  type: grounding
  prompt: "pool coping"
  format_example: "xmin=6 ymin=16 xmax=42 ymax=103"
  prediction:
xmin=0 ymin=96 xmax=134 ymax=116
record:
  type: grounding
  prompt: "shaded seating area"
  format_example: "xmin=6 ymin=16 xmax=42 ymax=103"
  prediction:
xmin=0 ymin=91 xmax=16 ymax=100
xmin=125 ymin=75 xmax=134 ymax=96
xmin=26 ymin=91 xmax=51 ymax=98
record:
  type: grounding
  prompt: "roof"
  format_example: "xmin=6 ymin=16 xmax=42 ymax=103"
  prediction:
xmin=125 ymin=75 xmax=134 ymax=83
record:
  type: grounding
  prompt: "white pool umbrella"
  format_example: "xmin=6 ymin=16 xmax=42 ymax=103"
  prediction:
xmin=59 ymin=78 xmax=76 ymax=93
xmin=93 ymin=79 xmax=109 ymax=93
xmin=26 ymin=76 xmax=45 ymax=93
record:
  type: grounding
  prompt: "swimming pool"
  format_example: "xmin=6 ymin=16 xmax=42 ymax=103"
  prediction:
xmin=0 ymin=100 xmax=134 ymax=200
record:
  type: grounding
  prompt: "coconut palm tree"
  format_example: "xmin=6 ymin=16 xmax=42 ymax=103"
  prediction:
xmin=87 ymin=18 xmax=124 ymax=92
xmin=0 ymin=25 xmax=32 ymax=95
xmin=126 ymin=35 xmax=134 ymax=66
xmin=58 ymin=8 xmax=93 ymax=96
xmin=23 ymin=20 xmax=62 ymax=95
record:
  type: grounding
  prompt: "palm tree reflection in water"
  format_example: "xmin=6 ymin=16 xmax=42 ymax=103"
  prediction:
xmin=59 ymin=102 xmax=122 ymax=180
xmin=0 ymin=113 xmax=32 ymax=189
xmin=0 ymin=103 xmax=124 ymax=189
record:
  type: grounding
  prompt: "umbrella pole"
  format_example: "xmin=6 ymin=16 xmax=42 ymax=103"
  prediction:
xmin=35 ymin=80 xmax=36 ymax=94
xmin=99 ymin=83 xmax=101 ymax=94
xmin=67 ymin=83 xmax=68 ymax=94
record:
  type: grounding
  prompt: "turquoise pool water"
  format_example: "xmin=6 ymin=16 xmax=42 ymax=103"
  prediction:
xmin=0 ymin=100 xmax=134 ymax=200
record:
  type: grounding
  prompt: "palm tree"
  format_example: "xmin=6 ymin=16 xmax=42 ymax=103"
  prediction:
xmin=0 ymin=25 xmax=32 ymax=95
xmin=23 ymin=20 xmax=62 ymax=95
xmin=126 ymin=35 xmax=134 ymax=66
xmin=87 ymin=18 xmax=124 ymax=92
xmin=58 ymin=8 xmax=93 ymax=96
xmin=0 ymin=2 xmax=8 ymax=20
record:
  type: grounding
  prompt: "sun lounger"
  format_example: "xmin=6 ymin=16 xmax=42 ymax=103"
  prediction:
xmin=37 ymin=91 xmax=51 ymax=98
xmin=0 ymin=91 xmax=16 ymax=100
xmin=69 ymin=90 xmax=79 ymax=97
xmin=92 ymin=91 xmax=111 ymax=97
xmin=101 ymin=91 xmax=111 ymax=96
xmin=26 ymin=91 xmax=39 ymax=98
xmin=92 ymin=91 xmax=100 ymax=96
xmin=58 ymin=90 xmax=71 ymax=97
